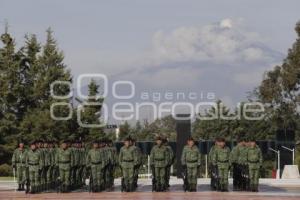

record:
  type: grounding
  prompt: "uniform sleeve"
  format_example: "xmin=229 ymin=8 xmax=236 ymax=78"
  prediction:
xmin=38 ymin=151 xmax=43 ymax=170
xmin=118 ymin=149 xmax=123 ymax=165
xmin=181 ymin=147 xmax=186 ymax=166
xmin=12 ymin=150 xmax=16 ymax=166
xmin=259 ymin=148 xmax=263 ymax=166
xmin=230 ymin=147 xmax=237 ymax=164
xmin=197 ymin=149 xmax=201 ymax=166
xmin=212 ymin=148 xmax=217 ymax=165
xmin=86 ymin=151 xmax=91 ymax=167
xmin=133 ymin=148 xmax=139 ymax=166
xmin=55 ymin=149 xmax=59 ymax=166
xmin=149 ymin=147 xmax=155 ymax=165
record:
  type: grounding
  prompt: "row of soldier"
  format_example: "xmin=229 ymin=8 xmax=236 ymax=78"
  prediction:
xmin=12 ymin=135 xmax=263 ymax=193
xmin=12 ymin=139 xmax=117 ymax=193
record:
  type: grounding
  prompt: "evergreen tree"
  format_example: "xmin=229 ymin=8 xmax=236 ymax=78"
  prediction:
xmin=77 ymin=79 xmax=105 ymax=141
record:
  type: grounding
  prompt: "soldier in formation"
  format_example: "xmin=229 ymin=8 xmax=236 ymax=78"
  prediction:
xmin=12 ymin=141 xmax=28 ymax=191
xmin=86 ymin=140 xmax=108 ymax=192
xmin=211 ymin=137 xmax=231 ymax=192
xmin=12 ymin=136 xmax=262 ymax=193
xmin=119 ymin=137 xmax=140 ymax=192
xmin=164 ymin=137 xmax=174 ymax=188
xmin=208 ymin=139 xmax=217 ymax=190
xmin=230 ymin=137 xmax=248 ymax=191
xmin=181 ymin=137 xmax=201 ymax=192
xmin=26 ymin=141 xmax=43 ymax=193
xmin=247 ymin=138 xmax=263 ymax=192
xmin=150 ymin=136 xmax=169 ymax=191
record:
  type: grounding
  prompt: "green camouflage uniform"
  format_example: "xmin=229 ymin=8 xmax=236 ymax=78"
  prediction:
xmin=119 ymin=145 xmax=139 ymax=192
xmin=38 ymin=147 xmax=46 ymax=191
xmin=44 ymin=147 xmax=51 ymax=190
xmin=132 ymin=144 xmax=142 ymax=188
xmin=86 ymin=147 xmax=108 ymax=192
xmin=26 ymin=149 xmax=42 ymax=193
xmin=212 ymin=145 xmax=231 ymax=191
xmin=73 ymin=146 xmax=81 ymax=188
xmin=165 ymin=143 xmax=174 ymax=187
xmin=48 ymin=146 xmax=57 ymax=189
xmin=150 ymin=144 xmax=168 ymax=191
xmin=181 ymin=145 xmax=201 ymax=191
xmin=78 ymin=146 xmax=86 ymax=186
xmin=56 ymin=147 xmax=72 ymax=192
xmin=208 ymin=145 xmax=217 ymax=190
xmin=12 ymin=148 xmax=28 ymax=190
xmin=105 ymin=145 xmax=118 ymax=189
xmin=247 ymin=145 xmax=262 ymax=191
xmin=230 ymin=145 xmax=240 ymax=190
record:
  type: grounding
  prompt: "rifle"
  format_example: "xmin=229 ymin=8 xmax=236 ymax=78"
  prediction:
xmin=151 ymin=165 xmax=156 ymax=191
xmin=182 ymin=165 xmax=188 ymax=192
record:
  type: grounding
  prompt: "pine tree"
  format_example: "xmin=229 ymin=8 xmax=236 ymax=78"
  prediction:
xmin=77 ymin=79 xmax=105 ymax=141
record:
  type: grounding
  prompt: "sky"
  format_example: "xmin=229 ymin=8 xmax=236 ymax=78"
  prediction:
xmin=1 ymin=0 xmax=300 ymax=122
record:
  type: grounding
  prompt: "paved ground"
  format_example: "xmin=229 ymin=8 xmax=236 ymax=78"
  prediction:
xmin=1 ymin=178 xmax=300 ymax=200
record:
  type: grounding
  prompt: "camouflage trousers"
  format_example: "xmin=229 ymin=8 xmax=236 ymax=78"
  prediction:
xmin=15 ymin=165 xmax=27 ymax=184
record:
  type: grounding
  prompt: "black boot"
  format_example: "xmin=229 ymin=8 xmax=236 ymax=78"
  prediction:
xmin=17 ymin=184 xmax=22 ymax=191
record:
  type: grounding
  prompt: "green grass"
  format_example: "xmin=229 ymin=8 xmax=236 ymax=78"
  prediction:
xmin=0 ymin=176 xmax=13 ymax=181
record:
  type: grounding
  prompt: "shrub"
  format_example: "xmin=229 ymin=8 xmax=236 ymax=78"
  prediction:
xmin=0 ymin=164 xmax=12 ymax=176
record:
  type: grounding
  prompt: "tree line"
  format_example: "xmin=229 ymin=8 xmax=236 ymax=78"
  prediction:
xmin=0 ymin=21 xmax=300 ymax=173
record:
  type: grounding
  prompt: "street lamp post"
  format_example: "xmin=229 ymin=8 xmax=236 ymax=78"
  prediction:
xmin=269 ymin=148 xmax=280 ymax=179
xmin=281 ymin=146 xmax=295 ymax=165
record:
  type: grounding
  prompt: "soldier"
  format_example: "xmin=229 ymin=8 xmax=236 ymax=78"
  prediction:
xmin=230 ymin=137 xmax=246 ymax=191
xmin=51 ymin=140 xmax=59 ymax=190
xmin=86 ymin=140 xmax=108 ymax=192
xmin=56 ymin=140 xmax=72 ymax=192
xmin=212 ymin=137 xmax=230 ymax=192
xmin=48 ymin=141 xmax=56 ymax=189
xmin=73 ymin=141 xmax=81 ymax=189
xmin=131 ymin=137 xmax=142 ymax=189
xmin=104 ymin=139 xmax=118 ymax=190
xmin=247 ymin=138 xmax=263 ymax=192
xmin=34 ymin=140 xmax=43 ymax=191
xmin=26 ymin=141 xmax=43 ymax=194
xmin=208 ymin=140 xmax=217 ymax=191
xmin=163 ymin=137 xmax=174 ymax=188
xmin=150 ymin=136 xmax=168 ymax=192
xmin=12 ymin=140 xmax=28 ymax=191
xmin=119 ymin=137 xmax=139 ymax=192
xmin=79 ymin=141 xmax=87 ymax=187
xmin=43 ymin=141 xmax=51 ymax=191
xmin=77 ymin=141 xmax=85 ymax=187
xmin=181 ymin=137 xmax=201 ymax=192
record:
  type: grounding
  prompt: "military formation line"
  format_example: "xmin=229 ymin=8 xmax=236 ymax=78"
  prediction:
xmin=12 ymin=135 xmax=262 ymax=193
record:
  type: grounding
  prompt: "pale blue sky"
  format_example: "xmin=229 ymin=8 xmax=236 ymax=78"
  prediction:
xmin=1 ymin=0 xmax=300 ymax=110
